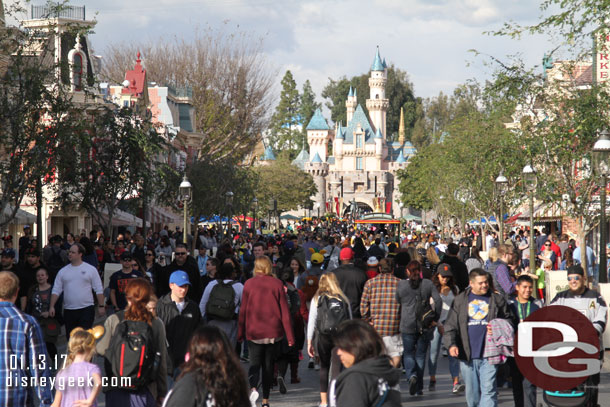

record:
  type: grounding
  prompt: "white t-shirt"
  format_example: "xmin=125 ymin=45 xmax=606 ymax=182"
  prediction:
xmin=52 ymin=262 xmax=103 ymax=310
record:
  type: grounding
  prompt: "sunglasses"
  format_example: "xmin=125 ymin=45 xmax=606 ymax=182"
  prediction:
xmin=146 ymin=253 xmax=154 ymax=256
xmin=175 ymin=252 xmax=187 ymax=256
xmin=567 ymin=276 xmax=581 ymax=281
xmin=544 ymin=243 xmax=551 ymax=247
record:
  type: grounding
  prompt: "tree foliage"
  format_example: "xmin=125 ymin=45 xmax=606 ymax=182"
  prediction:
xmin=300 ymin=79 xmax=320 ymax=140
xmin=268 ymin=70 xmax=301 ymax=153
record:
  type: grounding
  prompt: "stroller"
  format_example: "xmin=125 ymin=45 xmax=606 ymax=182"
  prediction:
xmin=542 ymin=377 xmax=599 ymax=407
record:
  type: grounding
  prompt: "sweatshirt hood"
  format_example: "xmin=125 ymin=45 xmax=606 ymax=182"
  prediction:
xmin=346 ymin=356 xmax=401 ymax=386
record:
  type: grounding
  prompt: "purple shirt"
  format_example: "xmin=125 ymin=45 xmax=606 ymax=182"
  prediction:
xmin=56 ymin=361 xmax=101 ymax=407
xmin=495 ymin=263 xmax=516 ymax=295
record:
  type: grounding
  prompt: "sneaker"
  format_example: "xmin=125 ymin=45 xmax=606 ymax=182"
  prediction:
xmin=416 ymin=391 xmax=423 ymax=396
xmin=249 ymin=389 xmax=259 ymax=407
xmin=308 ymin=360 xmax=314 ymax=369
xmin=452 ymin=383 xmax=465 ymax=394
xmin=408 ymin=376 xmax=417 ymax=396
xmin=278 ymin=376 xmax=287 ymax=394
xmin=429 ymin=380 xmax=436 ymax=391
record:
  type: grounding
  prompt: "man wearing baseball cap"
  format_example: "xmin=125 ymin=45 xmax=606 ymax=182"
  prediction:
xmin=550 ymin=265 xmax=607 ymax=406
xmin=333 ymin=247 xmax=367 ymax=318
xmin=109 ymin=252 xmax=143 ymax=311
xmin=156 ymin=270 xmax=201 ymax=376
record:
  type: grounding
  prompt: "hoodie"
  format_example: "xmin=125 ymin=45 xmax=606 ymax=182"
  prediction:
xmin=330 ymin=356 xmax=401 ymax=407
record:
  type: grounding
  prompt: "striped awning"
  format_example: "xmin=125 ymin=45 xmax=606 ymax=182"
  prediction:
xmin=150 ymin=207 xmax=180 ymax=225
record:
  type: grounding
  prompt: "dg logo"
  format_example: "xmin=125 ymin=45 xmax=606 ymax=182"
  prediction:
xmin=515 ymin=305 xmax=600 ymax=391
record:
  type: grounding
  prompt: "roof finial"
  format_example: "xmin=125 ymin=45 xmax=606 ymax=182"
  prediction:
xmin=137 ymin=51 xmax=141 ymax=63
xmin=398 ymin=107 xmax=405 ymax=145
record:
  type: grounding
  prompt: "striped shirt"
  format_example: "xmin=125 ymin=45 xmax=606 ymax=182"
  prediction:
xmin=360 ymin=273 xmax=401 ymax=337
xmin=0 ymin=301 xmax=52 ymax=406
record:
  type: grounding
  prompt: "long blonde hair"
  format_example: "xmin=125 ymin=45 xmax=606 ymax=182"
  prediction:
xmin=254 ymin=256 xmax=273 ymax=276
xmin=488 ymin=247 xmax=498 ymax=262
xmin=426 ymin=246 xmax=441 ymax=265
xmin=63 ymin=328 xmax=96 ymax=369
xmin=314 ymin=272 xmax=349 ymax=304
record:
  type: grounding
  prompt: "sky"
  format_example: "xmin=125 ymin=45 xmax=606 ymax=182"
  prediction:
xmin=13 ymin=0 xmax=561 ymax=102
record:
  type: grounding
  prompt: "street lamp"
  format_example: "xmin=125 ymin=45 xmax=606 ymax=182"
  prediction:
xmin=315 ymin=202 xmax=320 ymax=219
xmin=522 ymin=164 xmax=537 ymax=272
xmin=495 ymin=172 xmax=509 ymax=243
xmin=252 ymin=197 xmax=258 ymax=231
xmin=225 ymin=191 xmax=234 ymax=238
xmin=593 ymin=129 xmax=610 ymax=283
xmin=179 ymin=175 xmax=192 ymax=246
xmin=399 ymin=202 xmax=404 ymax=232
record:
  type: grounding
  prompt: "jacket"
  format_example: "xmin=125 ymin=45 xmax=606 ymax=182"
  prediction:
xmin=442 ymin=255 xmax=469 ymax=292
xmin=330 ymin=356 xmax=401 ymax=407
xmin=333 ymin=263 xmax=368 ymax=318
xmin=442 ymin=288 xmax=515 ymax=361
xmin=237 ymin=275 xmax=295 ymax=344
xmin=395 ymin=278 xmax=442 ymax=335
xmin=156 ymin=293 xmax=202 ymax=370
xmin=482 ymin=318 xmax=514 ymax=364
xmin=551 ymin=287 xmax=608 ymax=347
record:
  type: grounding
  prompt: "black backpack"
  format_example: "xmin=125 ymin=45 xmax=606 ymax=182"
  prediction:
xmin=108 ymin=312 xmax=156 ymax=390
xmin=316 ymin=295 xmax=349 ymax=335
xmin=206 ymin=280 xmax=237 ymax=320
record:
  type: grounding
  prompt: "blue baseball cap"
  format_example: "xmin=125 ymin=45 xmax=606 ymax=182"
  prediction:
xmin=169 ymin=270 xmax=191 ymax=286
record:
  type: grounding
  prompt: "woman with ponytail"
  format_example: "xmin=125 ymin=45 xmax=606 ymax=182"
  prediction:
xmin=161 ymin=325 xmax=250 ymax=407
xmin=96 ymin=278 xmax=169 ymax=407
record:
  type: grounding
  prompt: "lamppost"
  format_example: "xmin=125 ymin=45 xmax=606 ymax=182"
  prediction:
xmin=522 ymin=164 xmax=537 ymax=271
xmin=315 ymin=202 xmax=320 ymax=219
xmin=252 ymin=197 xmax=258 ymax=231
xmin=179 ymin=175 xmax=192 ymax=246
xmin=399 ymin=202 xmax=404 ymax=232
xmin=593 ymin=129 xmax=610 ymax=284
xmin=495 ymin=172 xmax=509 ymax=243
xmin=225 ymin=191 xmax=233 ymax=238
xmin=269 ymin=198 xmax=277 ymax=230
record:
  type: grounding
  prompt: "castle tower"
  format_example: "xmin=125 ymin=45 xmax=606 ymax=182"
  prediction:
xmin=306 ymin=108 xmax=330 ymax=162
xmin=366 ymin=47 xmax=389 ymax=138
xmin=305 ymin=153 xmax=329 ymax=213
xmin=346 ymin=86 xmax=357 ymax=124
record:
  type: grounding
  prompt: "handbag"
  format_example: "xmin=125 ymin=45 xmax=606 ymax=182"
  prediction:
xmin=416 ymin=284 xmax=436 ymax=334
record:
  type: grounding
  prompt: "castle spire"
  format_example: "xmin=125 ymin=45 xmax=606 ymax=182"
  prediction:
xmin=398 ymin=107 xmax=405 ymax=144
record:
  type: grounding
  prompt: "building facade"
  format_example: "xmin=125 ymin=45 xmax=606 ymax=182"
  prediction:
xmin=293 ymin=48 xmax=416 ymax=218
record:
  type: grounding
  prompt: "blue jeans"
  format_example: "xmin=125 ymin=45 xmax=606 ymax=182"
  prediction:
xmin=402 ymin=332 xmax=430 ymax=392
xmin=428 ymin=326 xmax=460 ymax=379
xmin=460 ymin=359 xmax=498 ymax=407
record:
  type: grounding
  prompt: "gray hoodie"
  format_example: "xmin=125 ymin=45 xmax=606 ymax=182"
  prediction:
xmin=395 ymin=278 xmax=442 ymax=335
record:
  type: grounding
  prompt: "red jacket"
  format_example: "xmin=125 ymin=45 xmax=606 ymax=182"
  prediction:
xmin=238 ymin=275 xmax=295 ymax=344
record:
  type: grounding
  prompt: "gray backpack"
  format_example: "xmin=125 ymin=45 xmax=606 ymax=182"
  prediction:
xmin=206 ymin=280 xmax=237 ymax=320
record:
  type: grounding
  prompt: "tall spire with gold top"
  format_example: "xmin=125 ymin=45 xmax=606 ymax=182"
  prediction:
xmin=398 ymin=106 xmax=405 ymax=145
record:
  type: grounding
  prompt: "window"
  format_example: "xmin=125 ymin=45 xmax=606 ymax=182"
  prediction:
xmin=72 ymin=54 xmax=83 ymax=91
xmin=356 ymin=134 xmax=363 ymax=148
xmin=356 ymin=157 xmax=363 ymax=170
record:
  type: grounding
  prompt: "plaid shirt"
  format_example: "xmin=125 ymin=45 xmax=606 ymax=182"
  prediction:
xmin=0 ymin=301 xmax=52 ymax=406
xmin=360 ymin=273 xmax=401 ymax=337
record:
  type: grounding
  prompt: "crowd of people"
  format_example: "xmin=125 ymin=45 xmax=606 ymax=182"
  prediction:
xmin=0 ymin=220 xmax=607 ymax=407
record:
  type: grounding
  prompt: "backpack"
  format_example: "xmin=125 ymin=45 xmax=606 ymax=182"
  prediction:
xmin=108 ymin=312 xmax=156 ymax=390
xmin=316 ymin=295 xmax=349 ymax=335
xmin=322 ymin=246 xmax=336 ymax=271
xmin=301 ymin=274 xmax=319 ymax=303
xmin=415 ymin=283 xmax=436 ymax=335
xmin=206 ymin=280 xmax=237 ymax=321
xmin=286 ymin=285 xmax=301 ymax=315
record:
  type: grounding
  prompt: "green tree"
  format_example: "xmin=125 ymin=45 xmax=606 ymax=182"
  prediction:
xmin=54 ymin=106 xmax=169 ymax=239
xmin=299 ymin=79 xmax=320 ymax=142
xmin=254 ymin=156 xmax=317 ymax=217
xmin=268 ymin=70 xmax=301 ymax=154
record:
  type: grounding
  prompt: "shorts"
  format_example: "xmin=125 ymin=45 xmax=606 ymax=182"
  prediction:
xmin=382 ymin=334 xmax=404 ymax=358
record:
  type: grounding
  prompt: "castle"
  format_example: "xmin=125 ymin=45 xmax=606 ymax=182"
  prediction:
xmin=290 ymin=48 xmax=417 ymax=218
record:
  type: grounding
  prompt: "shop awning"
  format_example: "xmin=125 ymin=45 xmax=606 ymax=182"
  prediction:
xmin=0 ymin=206 xmax=36 ymax=225
xmin=355 ymin=218 xmax=401 ymax=224
xmin=150 ymin=206 xmax=180 ymax=225
xmin=516 ymin=203 xmax=563 ymax=224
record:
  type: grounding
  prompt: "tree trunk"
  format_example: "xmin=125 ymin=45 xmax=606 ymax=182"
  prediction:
xmin=36 ymin=178 xmax=43 ymax=250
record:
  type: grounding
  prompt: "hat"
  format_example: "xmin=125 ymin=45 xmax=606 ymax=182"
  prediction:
xmin=438 ymin=263 xmax=453 ymax=277
xmin=367 ymin=257 xmax=379 ymax=266
xmin=311 ymin=252 xmax=324 ymax=265
xmin=284 ymin=241 xmax=295 ymax=251
xmin=23 ymin=225 xmax=30 ymax=229
xmin=2 ymin=235 xmax=12 ymax=242
xmin=1 ymin=248 xmax=15 ymax=257
xmin=169 ymin=270 xmax=191 ymax=286
xmin=339 ymin=247 xmax=354 ymax=260
xmin=567 ymin=265 xmax=584 ymax=277
xmin=120 ymin=252 xmax=133 ymax=261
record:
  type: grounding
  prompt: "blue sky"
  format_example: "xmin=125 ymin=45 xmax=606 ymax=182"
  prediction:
xmin=16 ymin=0 xmax=562 ymax=101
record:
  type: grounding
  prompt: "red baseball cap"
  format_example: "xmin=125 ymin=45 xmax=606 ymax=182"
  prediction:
xmin=339 ymin=247 xmax=354 ymax=260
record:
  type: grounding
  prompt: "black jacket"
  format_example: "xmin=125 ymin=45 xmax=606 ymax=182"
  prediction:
xmin=442 ymin=288 xmax=515 ymax=361
xmin=332 ymin=356 xmax=401 ymax=407
xmin=332 ymin=263 xmax=367 ymax=319
xmin=442 ymin=255 xmax=469 ymax=292
xmin=156 ymin=293 xmax=202 ymax=370
xmin=156 ymin=256 xmax=203 ymax=303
